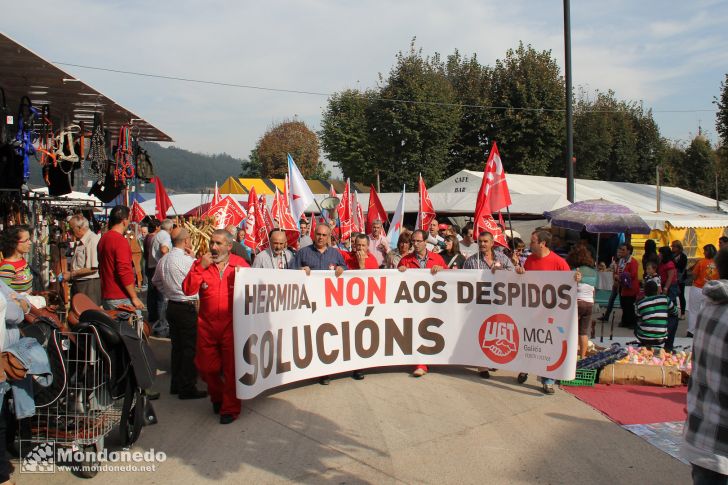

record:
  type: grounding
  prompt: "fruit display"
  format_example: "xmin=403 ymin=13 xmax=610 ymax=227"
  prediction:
xmin=616 ymin=346 xmax=692 ymax=372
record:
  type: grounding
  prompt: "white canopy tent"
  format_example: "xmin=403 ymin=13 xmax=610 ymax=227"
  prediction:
xmin=430 ymin=171 xmax=728 ymax=231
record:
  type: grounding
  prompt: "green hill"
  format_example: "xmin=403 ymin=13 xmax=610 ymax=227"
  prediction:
xmin=141 ymin=142 xmax=244 ymax=192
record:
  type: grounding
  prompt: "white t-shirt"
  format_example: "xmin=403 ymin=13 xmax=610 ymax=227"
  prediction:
xmin=576 ymin=283 xmax=595 ymax=303
xmin=459 ymin=240 xmax=478 ymax=258
xmin=150 ymin=230 xmax=172 ymax=268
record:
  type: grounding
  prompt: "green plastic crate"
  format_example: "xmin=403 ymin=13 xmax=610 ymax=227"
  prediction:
xmin=559 ymin=369 xmax=597 ymax=387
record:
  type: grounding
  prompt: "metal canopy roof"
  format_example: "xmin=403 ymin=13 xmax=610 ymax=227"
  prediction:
xmin=0 ymin=33 xmax=172 ymax=142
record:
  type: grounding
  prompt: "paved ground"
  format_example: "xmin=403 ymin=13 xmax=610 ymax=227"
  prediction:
xmin=13 ymin=309 xmax=693 ymax=484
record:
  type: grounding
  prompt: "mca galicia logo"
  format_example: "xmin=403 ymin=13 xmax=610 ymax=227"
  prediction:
xmin=479 ymin=313 xmax=519 ymax=364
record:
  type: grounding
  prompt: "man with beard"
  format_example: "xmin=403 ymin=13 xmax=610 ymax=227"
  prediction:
xmin=252 ymin=229 xmax=295 ymax=269
xmin=183 ymin=229 xmax=250 ymax=424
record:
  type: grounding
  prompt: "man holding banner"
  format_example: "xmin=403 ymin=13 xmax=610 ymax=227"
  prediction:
xmin=517 ymin=229 xmax=577 ymax=395
xmin=399 ymin=229 xmax=445 ymax=377
xmin=183 ymin=229 xmax=250 ymax=424
xmin=292 ymin=222 xmax=347 ymax=385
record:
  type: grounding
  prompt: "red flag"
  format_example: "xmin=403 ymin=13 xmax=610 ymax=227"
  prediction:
xmin=278 ymin=200 xmax=301 ymax=250
xmin=130 ymin=200 xmax=147 ymax=223
xmin=309 ymin=212 xmax=316 ymax=240
xmin=205 ymin=196 xmax=246 ymax=230
xmin=477 ymin=213 xmax=509 ymax=248
xmin=498 ymin=210 xmax=505 ymax=228
xmin=271 ymin=188 xmax=283 ymax=226
xmin=260 ymin=195 xmax=274 ymax=233
xmin=152 ymin=176 xmax=173 ymax=220
xmin=243 ymin=187 xmax=269 ymax=251
xmin=415 ymin=175 xmax=435 ymax=231
xmin=484 ymin=142 xmax=512 ymax=213
xmin=366 ymin=184 xmax=388 ymax=234
xmin=354 ymin=191 xmax=365 ymax=234
xmin=339 ymin=179 xmax=353 ymax=241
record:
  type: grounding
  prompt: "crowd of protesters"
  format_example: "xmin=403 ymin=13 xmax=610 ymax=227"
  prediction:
xmin=1 ymin=207 xmax=725 ymax=423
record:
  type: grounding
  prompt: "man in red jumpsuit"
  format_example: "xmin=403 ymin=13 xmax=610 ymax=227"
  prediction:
xmin=183 ymin=229 xmax=249 ymax=424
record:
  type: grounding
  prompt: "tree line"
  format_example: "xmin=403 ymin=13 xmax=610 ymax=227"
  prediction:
xmin=313 ymin=39 xmax=727 ymax=199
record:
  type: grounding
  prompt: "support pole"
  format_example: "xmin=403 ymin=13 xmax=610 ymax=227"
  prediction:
xmin=564 ymin=0 xmax=575 ymax=202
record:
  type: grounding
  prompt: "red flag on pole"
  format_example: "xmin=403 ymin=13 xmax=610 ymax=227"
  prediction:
xmin=415 ymin=175 xmax=435 ymax=231
xmin=478 ymin=213 xmax=509 ymax=248
xmin=484 ymin=142 xmax=512 ymax=213
xmin=260 ymin=195 xmax=274 ymax=233
xmin=152 ymin=176 xmax=173 ymax=221
xmin=130 ymin=200 xmax=147 ymax=223
xmin=271 ymin=188 xmax=283 ymax=226
xmin=354 ymin=191 xmax=365 ymax=234
xmin=339 ymin=179 xmax=353 ymax=241
xmin=366 ymin=184 xmax=388 ymax=234
xmin=243 ymin=187 xmax=269 ymax=251
xmin=204 ymin=196 xmax=246 ymax=230
xmin=309 ymin=212 xmax=316 ymax=240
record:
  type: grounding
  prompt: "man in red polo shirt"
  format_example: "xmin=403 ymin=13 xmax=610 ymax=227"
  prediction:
xmin=97 ymin=205 xmax=144 ymax=311
xmin=518 ymin=229 xmax=579 ymax=395
xmin=183 ymin=229 xmax=249 ymax=424
xmin=344 ymin=234 xmax=380 ymax=270
xmin=398 ymin=229 xmax=445 ymax=377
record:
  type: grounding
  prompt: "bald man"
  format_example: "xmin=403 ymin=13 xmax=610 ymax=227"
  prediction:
xmin=153 ymin=228 xmax=206 ymax=400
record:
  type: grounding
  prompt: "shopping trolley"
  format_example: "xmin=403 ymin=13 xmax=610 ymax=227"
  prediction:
xmin=20 ymin=311 xmax=154 ymax=478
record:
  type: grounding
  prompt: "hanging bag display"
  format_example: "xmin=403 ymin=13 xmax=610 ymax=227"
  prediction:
xmin=134 ymin=147 xmax=155 ymax=182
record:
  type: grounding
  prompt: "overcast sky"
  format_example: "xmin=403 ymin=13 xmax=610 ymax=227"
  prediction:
xmin=3 ymin=0 xmax=727 ymax=172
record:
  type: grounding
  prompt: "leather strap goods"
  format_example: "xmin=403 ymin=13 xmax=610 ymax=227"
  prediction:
xmin=0 ymin=352 xmax=28 ymax=381
xmin=114 ymin=124 xmax=135 ymax=183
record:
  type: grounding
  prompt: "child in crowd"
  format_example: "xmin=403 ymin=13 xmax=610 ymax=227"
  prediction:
xmin=635 ymin=280 xmax=677 ymax=348
xmin=639 ymin=261 xmax=662 ymax=300
xmin=597 ymin=261 xmax=607 ymax=272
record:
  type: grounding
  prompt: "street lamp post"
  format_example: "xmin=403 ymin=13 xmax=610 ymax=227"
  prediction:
xmin=564 ymin=0 xmax=575 ymax=202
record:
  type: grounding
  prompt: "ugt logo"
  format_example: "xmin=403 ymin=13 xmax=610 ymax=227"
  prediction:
xmin=478 ymin=313 xmax=519 ymax=364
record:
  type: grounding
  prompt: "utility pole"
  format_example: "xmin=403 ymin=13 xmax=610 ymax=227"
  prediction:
xmin=564 ymin=0 xmax=575 ymax=202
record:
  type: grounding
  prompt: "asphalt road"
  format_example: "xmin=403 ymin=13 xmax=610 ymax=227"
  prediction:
xmin=15 ymin=324 xmax=691 ymax=484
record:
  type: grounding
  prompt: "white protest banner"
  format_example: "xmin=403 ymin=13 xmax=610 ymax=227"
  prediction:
xmin=233 ymin=268 xmax=578 ymax=399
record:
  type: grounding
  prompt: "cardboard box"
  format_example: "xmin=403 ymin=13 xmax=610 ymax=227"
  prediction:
xmin=599 ymin=363 xmax=683 ymax=387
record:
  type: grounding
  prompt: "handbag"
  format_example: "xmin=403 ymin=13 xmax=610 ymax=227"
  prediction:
xmin=135 ymin=147 xmax=155 ymax=182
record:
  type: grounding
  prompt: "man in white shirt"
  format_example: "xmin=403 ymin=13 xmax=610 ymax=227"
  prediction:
xmin=150 ymin=218 xmax=173 ymax=336
xmin=426 ymin=218 xmax=444 ymax=253
xmin=64 ymin=214 xmax=101 ymax=305
xmin=368 ymin=219 xmax=389 ymax=268
xmin=252 ymin=230 xmax=295 ymax=269
xmin=152 ymin=228 xmax=206 ymax=400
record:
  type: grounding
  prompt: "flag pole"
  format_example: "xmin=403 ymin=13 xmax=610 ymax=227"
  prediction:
xmin=505 ymin=205 xmax=515 ymax=250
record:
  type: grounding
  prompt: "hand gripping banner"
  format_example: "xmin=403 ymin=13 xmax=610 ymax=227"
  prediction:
xmin=233 ymin=269 xmax=578 ymax=399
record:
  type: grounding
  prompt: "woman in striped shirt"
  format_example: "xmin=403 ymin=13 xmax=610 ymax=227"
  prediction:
xmin=0 ymin=225 xmax=33 ymax=293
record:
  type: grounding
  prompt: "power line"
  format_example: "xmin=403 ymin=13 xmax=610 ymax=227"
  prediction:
xmin=53 ymin=61 xmax=717 ymax=115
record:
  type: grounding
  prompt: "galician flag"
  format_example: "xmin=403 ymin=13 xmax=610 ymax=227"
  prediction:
xmin=287 ymin=154 xmax=315 ymax=224
xmin=387 ymin=185 xmax=406 ymax=250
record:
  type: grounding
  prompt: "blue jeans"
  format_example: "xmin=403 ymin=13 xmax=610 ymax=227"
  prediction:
xmin=102 ymin=298 xmax=142 ymax=319
xmin=0 ymin=336 xmax=53 ymax=419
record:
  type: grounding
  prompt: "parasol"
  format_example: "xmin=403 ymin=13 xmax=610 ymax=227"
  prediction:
xmin=543 ymin=199 xmax=651 ymax=234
